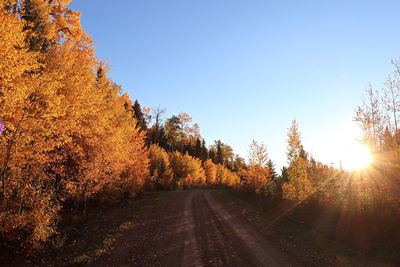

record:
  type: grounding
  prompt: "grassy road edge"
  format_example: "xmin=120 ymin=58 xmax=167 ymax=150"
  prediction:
xmin=217 ymin=189 xmax=394 ymax=267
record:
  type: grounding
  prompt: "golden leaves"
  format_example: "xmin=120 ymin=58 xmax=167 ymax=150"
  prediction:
xmin=0 ymin=2 xmax=149 ymax=249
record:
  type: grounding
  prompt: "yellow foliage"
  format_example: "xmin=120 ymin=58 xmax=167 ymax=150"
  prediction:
xmin=283 ymin=157 xmax=312 ymax=201
xmin=149 ymin=144 xmax=174 ymax=189
xmin=184 ymin=173 xmax=193 ymax=188
xmin=169 ymin=151 xmax=205 ymax=188
xmin=241 ymin=166 xmax=275 ymax=195
xmin=0 ymin=1 xmax=150 ymax=249
xmin=0 ymin=4 xmax=64 ymax=248
xmin=203 ymin=159 xmax=217 ymax=185
xmin=216 ymin=164 xmax=240 ymax=187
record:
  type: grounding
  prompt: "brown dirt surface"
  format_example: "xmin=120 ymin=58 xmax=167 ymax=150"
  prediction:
xmin=88 ymin=190 xmax=325 ymax=266
xmin=6 ymin=190 xmax=329 ymax=266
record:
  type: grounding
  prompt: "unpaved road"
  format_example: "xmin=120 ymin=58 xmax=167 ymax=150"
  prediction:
xmin=89 ymin=190 xmax=317 ymax=267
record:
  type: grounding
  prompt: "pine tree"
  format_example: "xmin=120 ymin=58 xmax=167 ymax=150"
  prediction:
xmin=216 ymin=140 xmax=224 ymax=165
xmin=195 ymin=138 xmax=202 ymax=159
xmin=209 ymin=146 xmax=217 ymax=164
xmin=201 ymin=139 xmax=208 ymax=161
xmin=267 ymin=159 xmax=277 ymax=180
xmin=133 ymin=99 xmax=148 ymax=131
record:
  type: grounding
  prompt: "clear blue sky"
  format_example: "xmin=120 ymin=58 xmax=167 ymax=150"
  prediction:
xmin=70 ymin=0 xmax=400 ymax=171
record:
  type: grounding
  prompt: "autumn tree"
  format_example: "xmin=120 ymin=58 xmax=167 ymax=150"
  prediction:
xmin=148 ymin=144 xmax=174 ymax=189
xmin=0 ymin=1 xmax=65 ymax=246
xmin=193 ymin=123 xmax=201 ymax=139
xmin=282 ymin=119 xmax=312 ymax=201
xmin=233 ymin=155 xmax=247 ymax=172
xmin=382 ymin=60 xmax=400 ymax=158
xmin=386 ymin=60 xmax=400 ymax=134
xmin=168 ymin=151 xmax=205 ymax=188
xmin=216 ymin=164 xmax=240 ymax=187
xmin=241 ymin=140 xmax=274 ymax=195
xmin=214 ymin=140 xmax=234 ymax=168
xmin=248 ymin=140 xmax=268 ymax=167
xmin=178 ymin=112 xmax=193 ymax=136
xmin=0 ymin=0 xmax=151 ymax=249
xmin=177 ymin=112 xmax=192 ymax=152
xmin=355 ymin=85 xmax=385 ymax=150
xmin=165 ymin=116 xmax=181 ymax=151
xmin=203 ymin=159 xmax=217 ymax=185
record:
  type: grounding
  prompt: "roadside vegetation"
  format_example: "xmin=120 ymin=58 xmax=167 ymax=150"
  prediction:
xmin=1 ymin=1 xmax=400 ymax=265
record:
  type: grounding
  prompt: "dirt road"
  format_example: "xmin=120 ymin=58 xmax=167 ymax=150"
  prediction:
xmin=89 ymin=190 xmax=310 ymax=266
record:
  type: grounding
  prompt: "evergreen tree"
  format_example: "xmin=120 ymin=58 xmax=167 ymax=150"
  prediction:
xmin=201 ymin=139 xmax=208 ymax=161
xmin=216 ymin=141 xmax=223 ymax=165
xmin=233 ymin=155 xmax=246 ymax=172
xmin=280 ymin=166 xmax=289 ymax=184
xmin=133 ymin=99 xmax=147 ymax=131
xmin=209 ymin=146 xmax=217 ymax=164
xmin=267 ymin=159 xmax=277 ymax=180
xmin=158 ymin=126 xmax=168 ymax=149
xmin=195 ymin=138 xmax=202 ymax=159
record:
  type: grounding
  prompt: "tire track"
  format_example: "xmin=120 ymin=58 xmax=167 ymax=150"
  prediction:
xmin=192 ymin=191 xmax=259 ymax=266
xmin=89 ymin=190 xmax=301 ymax=266
xmin=181 ymin=191 xmax=202 ymax=267
xmin=204 ymin=190 xmax=296 ymax=266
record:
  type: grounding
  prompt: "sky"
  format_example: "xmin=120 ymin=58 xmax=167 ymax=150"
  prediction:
xmin=69 ymin=0 xmax=400 ymax=171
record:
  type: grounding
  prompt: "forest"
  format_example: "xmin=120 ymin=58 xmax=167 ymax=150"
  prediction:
xmin=1 ymin=0 xmax=400 ymax=264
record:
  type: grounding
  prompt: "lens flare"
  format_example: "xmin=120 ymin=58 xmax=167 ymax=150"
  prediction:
xmin=341 ymin=142 xmax=372 ymax=170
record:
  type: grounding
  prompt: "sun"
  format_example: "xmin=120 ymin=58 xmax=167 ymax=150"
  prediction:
xmin=341 ymin=142 xmax=372 ymax=170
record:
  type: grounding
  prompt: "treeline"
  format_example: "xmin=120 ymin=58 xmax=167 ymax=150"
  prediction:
xmin=142 ymin=109 xmax=279 ymax=197
xmin=140 ymin=109 xmax=244 ymax=190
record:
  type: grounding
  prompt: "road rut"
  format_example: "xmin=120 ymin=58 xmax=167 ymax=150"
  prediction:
xmin=90 ymin=190 xmax=301 ymax=266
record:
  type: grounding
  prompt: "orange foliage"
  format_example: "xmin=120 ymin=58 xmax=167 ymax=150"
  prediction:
xmin=241 ymin=166 xmax=275 ymax=195
xmin=203 ymin=159 xmax=217 ymax=185
xmin=0 ymin=2 xmax=63 ymax=247
xmin=216 ymin=164 xmax=240 ymax=187
xmin=148 ymin=144 xmax=174 ymax=189
xmin=169 ymin=151 xmax=206 ymax=188
xmin=0 ymin=1 xmax=149 ymax=249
